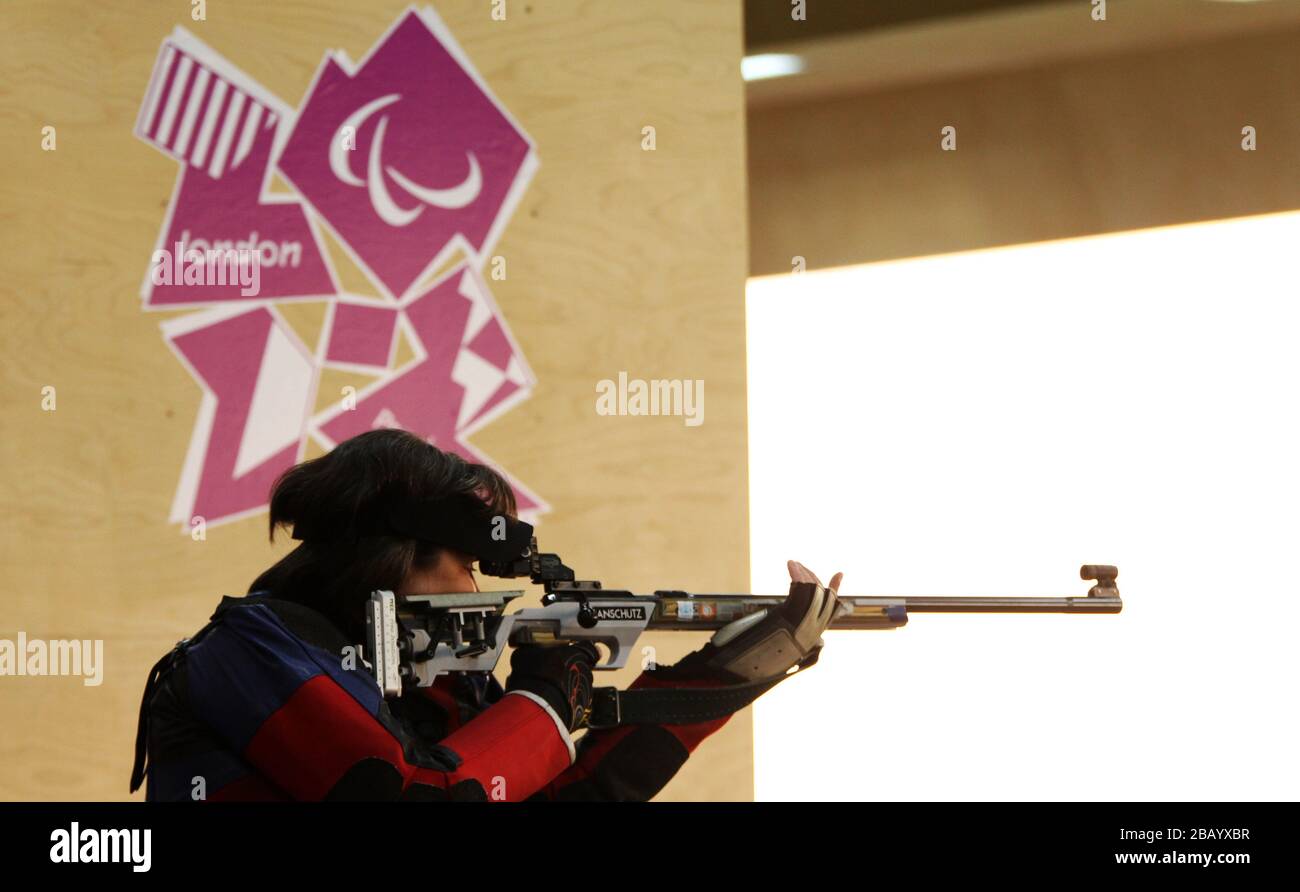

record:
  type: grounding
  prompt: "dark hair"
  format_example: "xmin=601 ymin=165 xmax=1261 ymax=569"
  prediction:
xmin=248 ymin=429 xmax=517 ymax=640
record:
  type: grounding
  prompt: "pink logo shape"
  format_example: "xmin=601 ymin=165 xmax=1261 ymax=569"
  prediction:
xmin=163 ymin=305 xmax=318 ymax=528
xmin=138 ymin=14 xmax=545 ymax=530
xmin=314 ymin=263 xmax=544 ymax=514
xmin=276 ymin=7 xmax=537 ymax=300
xmin=325 ymin=300 xmax=401 ymax=370
xmin=135 ymin=30 xmax=339 ymax=308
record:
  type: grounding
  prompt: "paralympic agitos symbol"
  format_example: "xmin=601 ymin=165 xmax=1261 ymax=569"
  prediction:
xmin=329 ymin=93 xmax=485 ymax=225
xmin=134 ymin=6 xmax=544 ymax=531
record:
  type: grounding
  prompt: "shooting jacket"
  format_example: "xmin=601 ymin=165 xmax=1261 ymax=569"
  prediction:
xmin=132 ymin=593 xmax=730 ymax=801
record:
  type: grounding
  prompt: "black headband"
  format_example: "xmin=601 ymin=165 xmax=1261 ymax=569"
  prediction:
xmin=291 ymin=493 xmax=534 ymax=563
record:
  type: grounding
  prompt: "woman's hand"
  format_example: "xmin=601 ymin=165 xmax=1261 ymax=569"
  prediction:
xmin=505 ymin=642 xmax=599 ymax=732
xmin=787 ymin=559 xmax=843 ymax=599
xmin=658 ymin=560 xmax=844 ymax=685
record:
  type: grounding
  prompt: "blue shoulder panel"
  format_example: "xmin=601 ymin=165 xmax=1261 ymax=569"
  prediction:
xmin=185 ymin=599 xmax=382 ymax=752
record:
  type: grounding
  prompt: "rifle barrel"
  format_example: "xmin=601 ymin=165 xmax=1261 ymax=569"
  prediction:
xmin=647 ymin=591 xmax=1122 ymax=631
xmin=887 ymin=595 xmax=1123 ymax=613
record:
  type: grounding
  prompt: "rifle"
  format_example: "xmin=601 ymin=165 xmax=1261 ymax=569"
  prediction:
xmin=365 ymin=537 xmax=1122 ymax=724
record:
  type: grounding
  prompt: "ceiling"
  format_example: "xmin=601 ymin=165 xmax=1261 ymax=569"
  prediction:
xmin=744 ymin=0 xmax=1058 ymax=49
xmin=744 ymin=0 xmax=1300 ymax=108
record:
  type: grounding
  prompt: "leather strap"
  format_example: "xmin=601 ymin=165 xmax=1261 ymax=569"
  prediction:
xmin=586 ymin=647 xmax=821 ymax=729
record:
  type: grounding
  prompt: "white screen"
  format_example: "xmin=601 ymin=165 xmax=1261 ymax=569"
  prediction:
xmin=747 ymin=213 xmax=1300 ymax=800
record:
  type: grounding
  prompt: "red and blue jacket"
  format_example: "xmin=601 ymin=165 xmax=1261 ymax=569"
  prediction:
xmin=132 ymin=594 xmax=730 ymax=801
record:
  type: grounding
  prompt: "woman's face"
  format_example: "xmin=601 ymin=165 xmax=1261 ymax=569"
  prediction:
xmin=397 ymin=547 xmax=479 ymax=596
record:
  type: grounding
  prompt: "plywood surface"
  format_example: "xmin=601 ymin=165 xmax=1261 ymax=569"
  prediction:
xmin=0 ymin=0 xmax=751 ymax=801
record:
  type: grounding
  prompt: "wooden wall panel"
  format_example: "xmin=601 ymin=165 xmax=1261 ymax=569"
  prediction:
xmin=748 ymin=27 xmax=1300 ymax=275
xmin=0 ymin=0 xmax=751 ymax=801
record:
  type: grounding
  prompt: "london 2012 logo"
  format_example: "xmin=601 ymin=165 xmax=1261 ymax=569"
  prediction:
xmin=134 ymin=6 xmax=544 ymax=532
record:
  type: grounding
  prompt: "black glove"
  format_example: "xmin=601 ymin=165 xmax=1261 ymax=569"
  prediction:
xmin=505 ymin=642 xmax=599 ymax=732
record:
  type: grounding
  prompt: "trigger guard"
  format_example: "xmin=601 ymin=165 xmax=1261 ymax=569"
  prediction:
xmin=592 ymin=637 xmax=625 ymax=670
